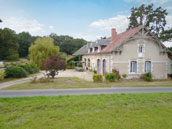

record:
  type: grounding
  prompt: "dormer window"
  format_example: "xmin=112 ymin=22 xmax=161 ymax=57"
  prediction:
xmin=95 ymin=47 xmax=98 ymax=52
xmin=101 ymin=45 xmax=107 ymax=50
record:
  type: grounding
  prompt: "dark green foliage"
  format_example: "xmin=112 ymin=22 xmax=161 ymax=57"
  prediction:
xmin=67 ymin=56 xmax=82 ymax=63
xmin=105 ymin=73 xmax=116 ymax=82
xmin=168 ymin=74 xmax=172 ymax=79
xmin=0 ymin=28 xmax=19 ymax=61
xmin=19 ymin=63 xmax=39 ymax=74
xmin=5 ymin=66 xmax=27 ymax=78
xmin=17 ymin=32 xmax=34 ymax=58
xmin=122 ymin=74 xmax=127 ymax=79
xmin=160 ymin=28 xmax=172 ymax=42
xmin=60 ymin=39 xmax=87 ymax=55
xmin=93 ymin=74 xmax=103 ymax=82
xmin=50 ymin=33 xmax=87 ymax=55
xmin=128 ymin=4 xmax=168 ymax=37
xmin=143 ymin=72 xmax=153 ymax=81
xmin=168 ymin=47 xmax=172 ymax=52
xmin=66 ymin=61 xmax=74 ymax=69
xmin=77 ymin=62 xmax=82 ymax=67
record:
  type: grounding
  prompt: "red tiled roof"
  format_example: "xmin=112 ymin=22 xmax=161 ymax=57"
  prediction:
xmin=101 ymin=26 xmax=142 ymax=52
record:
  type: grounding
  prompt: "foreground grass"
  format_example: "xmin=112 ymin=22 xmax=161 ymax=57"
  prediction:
xmin=0 ymin=93 xmax=172 ymax=129
xmin=3 ymin=77 xmax=172 ymax=90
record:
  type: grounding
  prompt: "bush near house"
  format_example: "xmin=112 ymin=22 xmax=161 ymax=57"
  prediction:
xmin=105 ymin=73 xmax=116 ymax=82
xmin=141 ymin=72 xmax=153 ymax=82
xmin=66 ymin=61 xmax=74 ymax=69
xmin=77 ymin=62 xmax=82 ymax=67
xmin=122 ymin=74 xmax=127 ymax=79
xmin=112 ymin=69 xmax=121 ymax=80
xmin=93 ymin=74 xmax=103 ymax=82
xmin=0 ymin=70 xmax=5 ymax=80
xmin=5 ymin=66 xmax=28 ymax=78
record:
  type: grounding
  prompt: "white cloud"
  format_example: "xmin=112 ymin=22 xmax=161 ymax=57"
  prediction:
xmin=49 ymin=25 xmax=54 ymax=30
xmin=163 ymin=41 xmax=172 ymax=47
xmin=73 ymin=33 xmax=101 ymax=41
xmin=89 ymin=15 xmax=129 ymax=33
xmin=166 ymin=15 xmax=172 ymax=29
xmin=1 ymin=17 xmax=45 ymax=35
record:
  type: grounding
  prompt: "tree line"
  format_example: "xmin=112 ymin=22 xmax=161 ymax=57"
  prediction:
xmin=0 ymin=28 xmax=87 ymax=61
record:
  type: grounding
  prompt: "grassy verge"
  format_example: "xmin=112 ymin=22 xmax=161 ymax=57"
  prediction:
xmin=3 ymin=77 xmax=172 ymax=90
xmin=0 ymin=93 xmax=172 ymax=129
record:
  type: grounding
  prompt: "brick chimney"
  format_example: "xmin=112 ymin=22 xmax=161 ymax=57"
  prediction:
xmin=111 ymin=28 xmax=117 ymax=41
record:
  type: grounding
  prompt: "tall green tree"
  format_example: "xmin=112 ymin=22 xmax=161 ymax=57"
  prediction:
xmin=17 ymin=32 xmax=34 ymax=58
xmin=128 ymin=4 xmax=168 ymax=37
xmin=49 ymin=33 xmax=87 ymax=55
xmin=29 ymin=37 xmax=59 ymax=67
xmin=49 ymin=33 xmax=73 ymax=46
xmin=60 ymin=38 xmax=87 ymax=55
xmin=0 ymin=28 xmax=19 ymax=61
xmin=159 ymin=28 xmax=172 ymax=42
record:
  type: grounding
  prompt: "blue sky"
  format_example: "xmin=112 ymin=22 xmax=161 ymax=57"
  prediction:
xmin=0 ymin=0 xmax=172 ymax=46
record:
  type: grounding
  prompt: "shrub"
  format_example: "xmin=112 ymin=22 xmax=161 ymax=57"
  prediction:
xmin=93 ymin=70 xmax=97 ymax=74
xmin=5 ymin=54 xmax=19 ymax=61
xmin=168 ymin=74 xmax=172 ymax=79
xmin=5 ymin=66 xmax=27 ymax=78
xmin=19 ymin=63 xmax=39 ymax=74
xmin=122 ymin=74 xmax=127 ymax=79
xmin=93 ymin=74 xmax=103 ymax=82
xmin=105 ymin=73 xmax=116 ymax=82
xmin=142 ymin=72 xmax=152 ymax=81
xmin=0 ymin=70 xmax=5 ymax=80
xmin=77 ymin=62 xmax=82 ymax=67
xmin=67 ymin=61 xmax=74 ymax=69
xmin=67 ymin=65 xmax=74 ymax=69
xmin=112 ymin=69 xmax=121 ymax=80
xmin=41 ymin=56 xmax=66 ymax=79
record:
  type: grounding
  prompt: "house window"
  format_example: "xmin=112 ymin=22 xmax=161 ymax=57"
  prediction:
xmin=84 ymin=59 xmax=86 ymax=66
xmin=145 ymin=61 xmax=151 ymax=73
xmin=130 ymin=61 xmax=137 ymax=73
xmin=138 ymin=45 xmax=143 ymax=57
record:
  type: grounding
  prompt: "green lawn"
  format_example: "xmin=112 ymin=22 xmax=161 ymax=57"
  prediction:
xmin=3 ymin=77 xmax=172 ymax=90
xmin=0 ymin=93 xmax=172 ymax=129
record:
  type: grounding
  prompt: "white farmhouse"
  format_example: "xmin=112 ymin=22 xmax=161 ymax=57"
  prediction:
xmin=74 ymin=25 xmax=172 ymax=79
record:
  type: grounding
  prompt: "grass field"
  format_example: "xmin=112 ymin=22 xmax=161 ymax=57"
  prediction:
xmin=0 ymin=93 xmax=172 ymax=129
xmin=3 ymin=77 xmax=172 ymax=90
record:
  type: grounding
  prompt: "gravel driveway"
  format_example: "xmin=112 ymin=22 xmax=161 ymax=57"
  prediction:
xmin=58 ymin=69 xmax=93 ymax=81
xmin=0 ymin=70 xmax=93 ymax=89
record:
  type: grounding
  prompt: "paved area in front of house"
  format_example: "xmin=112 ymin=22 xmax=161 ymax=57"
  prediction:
xmin=0 ymin=70 xmax=93 ymax=89
xmin=57 ymin=69 xmax=93 ymax=81
xmin=0 ymin=87 xmax=172 ymax=97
